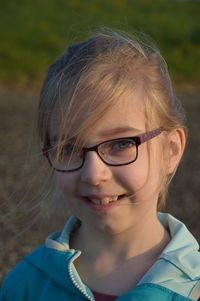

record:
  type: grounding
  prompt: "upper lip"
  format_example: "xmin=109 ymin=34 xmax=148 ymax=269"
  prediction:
xmin=84 ymin=194 xmax=125 ymax=199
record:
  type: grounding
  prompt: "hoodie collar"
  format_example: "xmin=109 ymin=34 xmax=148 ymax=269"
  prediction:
xmin=46 ymin=212 xmax=200 ymax=280
xmin=45 ymin=216 xmax=81 ymax=251
xmin=26 ymin=213 xmax=200 ymax=297
xmin=157 ymin=212 xmax=200 ymax=280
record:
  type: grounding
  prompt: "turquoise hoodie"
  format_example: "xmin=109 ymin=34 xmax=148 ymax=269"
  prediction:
xmin=1 ymin=213 xmax=200 ymax=301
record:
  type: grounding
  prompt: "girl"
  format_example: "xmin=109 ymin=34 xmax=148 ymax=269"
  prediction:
xmin=1 ymin=28 xmax=200 ymax=301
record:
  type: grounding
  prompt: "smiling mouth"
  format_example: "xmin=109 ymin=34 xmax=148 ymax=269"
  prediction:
xmin=86 ymin=194 xmax=127 ymax=205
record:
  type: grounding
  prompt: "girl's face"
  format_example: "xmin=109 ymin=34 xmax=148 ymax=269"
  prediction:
xmin=53 ymin=90 xmax=164 ymax=235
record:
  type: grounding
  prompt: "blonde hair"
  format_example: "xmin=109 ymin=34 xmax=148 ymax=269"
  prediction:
xmin=37 ymin=28 xmax=187 ymax=209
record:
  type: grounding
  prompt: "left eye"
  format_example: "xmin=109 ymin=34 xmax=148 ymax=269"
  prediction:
xmin=112 ymin=140 xmax=134 ymax=150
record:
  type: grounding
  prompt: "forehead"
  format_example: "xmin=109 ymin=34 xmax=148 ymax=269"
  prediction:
xmin=90 ymin=91 xmax=146 ymax=140
xmin=50 ymin=89 xmax=146 ymax=143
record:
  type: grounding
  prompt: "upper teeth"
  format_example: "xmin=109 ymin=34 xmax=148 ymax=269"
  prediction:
xmin=90 ymin=196 xmax=118 ymax=205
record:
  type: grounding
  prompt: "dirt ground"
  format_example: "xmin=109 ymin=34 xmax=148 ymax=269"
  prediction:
xmin=0 ymin=90 xmax=200 ymax=285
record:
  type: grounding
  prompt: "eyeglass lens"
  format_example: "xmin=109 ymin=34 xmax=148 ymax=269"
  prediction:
xmin=48 ymin=138 xmax=137 ymax=171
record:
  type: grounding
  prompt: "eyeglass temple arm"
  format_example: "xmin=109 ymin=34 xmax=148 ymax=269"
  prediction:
xmin=139 ymin=128 xmax=163 ymax=144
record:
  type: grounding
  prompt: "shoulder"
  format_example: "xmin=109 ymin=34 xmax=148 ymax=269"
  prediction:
xmin=1 ymin=245 xmax=48 ymax=300
xmin=1 ymin=242 xmax=77 ymax=301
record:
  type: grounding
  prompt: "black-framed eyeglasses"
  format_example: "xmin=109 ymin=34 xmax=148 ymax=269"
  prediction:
xmin=42 ymin=128 xmax=163 ymax=172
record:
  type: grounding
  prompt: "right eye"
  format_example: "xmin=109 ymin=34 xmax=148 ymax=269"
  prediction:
xmin=61 ymin=144 xmax=75 ymax=156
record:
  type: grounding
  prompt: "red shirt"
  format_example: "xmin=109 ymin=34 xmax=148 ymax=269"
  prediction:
xmin=92 ymin=290 xmax=118 ymax=301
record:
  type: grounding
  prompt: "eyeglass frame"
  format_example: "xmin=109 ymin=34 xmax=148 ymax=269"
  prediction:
xmin=42 ymin=127 xmax=163 ymax=172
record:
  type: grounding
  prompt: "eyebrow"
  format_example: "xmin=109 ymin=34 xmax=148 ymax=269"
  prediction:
xmin=97 ymin=126 xmax=143 ymax=138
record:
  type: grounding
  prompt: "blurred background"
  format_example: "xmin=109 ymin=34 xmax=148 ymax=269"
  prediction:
xmin=0 ymin=0 xmax=200 ymax=284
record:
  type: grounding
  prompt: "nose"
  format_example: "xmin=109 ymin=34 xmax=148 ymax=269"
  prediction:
xmin=80 ymin=151 xmax=112 ymax=186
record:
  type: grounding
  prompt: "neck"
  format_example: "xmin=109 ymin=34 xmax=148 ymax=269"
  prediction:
xmin=71 ymin=212 xmax=170 ymax=262
xmin=71 ymin=212 xmax=170 ymax=295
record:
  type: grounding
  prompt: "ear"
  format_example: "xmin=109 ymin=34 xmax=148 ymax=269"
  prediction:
xmin=166 ymin=128 xmax=186 ymax=174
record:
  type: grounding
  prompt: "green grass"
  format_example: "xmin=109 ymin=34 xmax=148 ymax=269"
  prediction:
xmin=0 ymin=0 xmax=200 ymax=87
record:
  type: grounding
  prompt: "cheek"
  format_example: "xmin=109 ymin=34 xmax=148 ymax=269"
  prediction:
xmin=120 ymin=144 xmax=162 ymax=200
xmin=56 ymin=173 xmax=76 ymax=196
xmin=117 ymin=149 xmax=149 ymax=192
xmin=132 ymin=145 xmax=150 ymax=184
xmin=56 ymin=173 xmax=79 ymax=214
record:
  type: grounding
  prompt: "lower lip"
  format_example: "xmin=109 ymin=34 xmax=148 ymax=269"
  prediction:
xmin=84 ymin=196 xmax=126 ymax=211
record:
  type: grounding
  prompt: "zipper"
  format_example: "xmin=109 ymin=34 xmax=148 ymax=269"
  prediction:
xmin=68 ymin=250 xmax=95 ymax=301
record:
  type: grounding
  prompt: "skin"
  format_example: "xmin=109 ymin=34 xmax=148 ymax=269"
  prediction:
xmin=51 ymin=89 xmax=186 ymax=295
